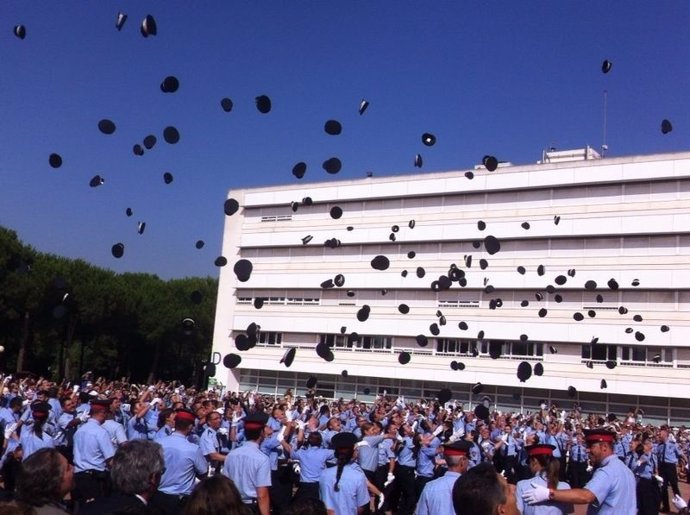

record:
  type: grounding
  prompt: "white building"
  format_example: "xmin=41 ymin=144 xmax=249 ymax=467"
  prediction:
xmin=212 ymin=148 xmax=690 ymax=425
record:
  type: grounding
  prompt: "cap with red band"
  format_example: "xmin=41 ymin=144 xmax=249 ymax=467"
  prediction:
xmin=90 ymin=399 xmax=112 ymax=413
xmin=525 ymin=444 xmax=556 ymax=457
xmin=175 ymin=408 xmax=196 ymax=423
xmin=584 ymin=428 xmax=617 ymax=445
xmin=31 ymin=401 xmax=51 ymax=420
xmin=244 ymin=412 xmax=269 ymax=430
xmin=443 ymin=440 xmax=472 ymax=456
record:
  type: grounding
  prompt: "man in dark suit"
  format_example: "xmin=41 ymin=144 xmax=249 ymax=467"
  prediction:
xmin=80 ymin=439 xmax=164 ymax=515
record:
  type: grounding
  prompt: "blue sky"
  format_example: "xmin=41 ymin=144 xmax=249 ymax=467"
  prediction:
xmin=1 ymin=1 xmax=688 ymax=279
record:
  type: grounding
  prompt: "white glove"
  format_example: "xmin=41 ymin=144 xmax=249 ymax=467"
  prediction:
xmin=151 ymin=397 xmax=162 ymax=407
xmin=396 ymin=434 xmax=403 ymax=443
xmin=432 ymin=425 xmax=444 ymax=437
xmin=655 ymin=474 xmax=664 ymax=487
xmin=293 ymin=463 xmax=301 ymax=475
xmin=377 ymin=493 xmax=385 ymax=510
xmin=673 ymin=494 xmax=688 ymax=510
xmin=296 ymin=420 xmax=306 ymax=431
xmin=277 ymin=426 xmax=286 ymax=443
xmin=522 ymin=482 xmax=550 ymax=504
xmin=586 ymin=465 xmax=593 ymax=473
xmin=384 ymin=473 xmax=395 ymax=487
xmin=4 ymin=422 xmax=17 ymax=439
xmin=72 ymin=385 xmax=79 ymax=393
xmin=78 ymin=411 xmax=90 ymax=422
xmin=217 ymin=427 xmax=228 ymax=436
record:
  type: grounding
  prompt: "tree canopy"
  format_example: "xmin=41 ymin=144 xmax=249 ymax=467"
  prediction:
xmin=0 ymin=226 xmax=217 ymax=384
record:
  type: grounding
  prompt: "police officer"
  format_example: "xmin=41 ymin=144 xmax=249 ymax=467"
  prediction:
xmin=155 ymin=408 xmax=208 ymax=515
xmin=657 ymin=425 xmax=682 ymax=513
xmin=394 ymin=423 xmax=418 ymax=515
xmin=126 ymin=401 xmax=157 ymax=440
xmin=522 ymin=428 xmax=635 ymax=515
xmin=200 ymin=411 xmax=227 ymax=474
xmin=222 ymin=412 xmax=272 ymax=515
xmin=283 ymin=430 xmax=334 ymax=501
xmin=415 ymin=439 xmax=472 ymax=515
xmin=19 ymin=402 xmax=55 ymax=459
xmin=319 ymin=432 xmax=369 ymax=515
xmin=628 ymin=437 xmax=660 ymax=515
xmin=73 ymin=399 xmax=116 ymax=502
xmin=567 ymin=433 xmax=590 ymax=488
xmin=516 ymin=444 xmax=573 ymax=515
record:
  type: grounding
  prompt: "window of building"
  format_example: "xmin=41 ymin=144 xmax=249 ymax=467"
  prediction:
xmin=436 ymin=338 xmax=476 ymax=355
xmin=621 ymin=346 xmax=672 ymax=365
xmin=581 ymin=343 xmax=617 ymax=361
xmin=259 ymin=332 xmax=282 ymax=345
xmin=320 ymin=333 xmax=350 ymax=348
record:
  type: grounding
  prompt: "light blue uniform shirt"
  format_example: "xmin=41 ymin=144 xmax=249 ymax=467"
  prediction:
xmin=397 ymin=436 xmax=416 ymax=467
xmin=570 ymin=444 xmax=588 ymax=463
xmin=378 ymin=438 xmax=395 ymax=467
xmin=73 ymin=419 xmax=115 ymax=472
xmin=584 ymin=454 xmax=636 ymax=515
xmin=159 ymin=433 xmax=208 ymax=495
xmin=199 ymin=426 xmax=221 ymax=457
xmin=357 ymin=435 xmax=385 ymax=472
xmin=657 ymin=440 xmax=680 ymax=464
xmin=628 ymin=452 xmax=656 ymax=479
xmin=127 ymin=414 xmax=156 ymax=440
xmin=516 ymin=473 xmax=573 ymax=515
xmin=155 ymin=425 xmax=173 ymax=441
xmin=260 ymin=436 xmax=282 ymax=471
xmin=291 ymin=446 xmax=335 ymax=482
xmin=102 ymin=419 xmax=128 ymax=446
xmin=416 ymin=440 xmax=439 ymax=478
xmin=222 ymin=440 xmax=272 ymax=503
xmin=19 ymin=425 xmax=55 ymax=459
xmin=415 ymin=470 xmax=459 ymax=515
xmin=319 ymin=462 xmax=369 ymax=515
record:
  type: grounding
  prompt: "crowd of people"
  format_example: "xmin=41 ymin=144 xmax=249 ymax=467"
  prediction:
xmin=0 ymin=372 xmax=690 ymax=515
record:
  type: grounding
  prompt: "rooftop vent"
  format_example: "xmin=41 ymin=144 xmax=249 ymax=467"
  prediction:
xmin=538 ymin=146 xmax=602 ymax=164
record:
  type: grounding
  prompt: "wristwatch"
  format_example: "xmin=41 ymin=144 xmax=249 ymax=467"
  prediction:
xmin=548 ymin=488 xmax=555 ymax=500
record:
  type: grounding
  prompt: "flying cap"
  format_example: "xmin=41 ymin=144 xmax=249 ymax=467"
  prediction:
xmin=98 ymin=119 xmax=116 ymax=135
xmin=422 ymin=133 xmax=436 ymax=146
xmin=256 ymin=95 xmax=271 ymax=114
xmin=111 ymin=243 xmax=125 ymax=259
xmin=443 ymin=440 xmax=472 ymax=456
xmin=306 ymin=376 xmax=318 ymax=389
xmin=220 ymin=98 xmax=233 ymax=112
xmin=292 ymin=162 xmax=306 ymax=179
xmin=49 ymin=153 xmax=62 ymax=168
xmin=140 ymin=15 xmax=157 ymax=37
xmin=115 ymin=12 xmax=127 ymax=31
xmin=601 ymin=59 xmax=612 ymax=74
xmin=358 ymin=99 xmax=369 ymax=115
xmin=323 ymin=157 xmax=342 ymax=174
xmin=223 ymin=353 xmax=242 ymax=368
xmin=398 ymin=351 xmax=411 ymax=365
xmin=438 ymin=388 xmax=452 ymax=404
xmin=163 ymin=126 xmax=180 ymax=144
xmin=143 ymin=135 xmax=157 ymax=149
xmin=584 ymin=428 xmax=616 ymax=445
xmin=160 ymin=76 xmax=179 ymax=93
xmin=324 ymin=120 xmax=342 ymax=135
xmin=525 ymin=444 xmax=556 ymax=457
xmin=279 ymin=347 xmax=296 ymax=368
xmin=661 ymin=119 xmax=673 ymax=135
xmin=14 ymin=25 xmax=26 ymax=39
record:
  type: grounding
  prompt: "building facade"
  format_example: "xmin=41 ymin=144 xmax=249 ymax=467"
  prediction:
xmin=212 ymin=148 xmax=690 ymax=425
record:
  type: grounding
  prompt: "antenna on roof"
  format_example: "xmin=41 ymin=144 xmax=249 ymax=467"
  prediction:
xmin=601 ymin=89 xmax=608 ymax=157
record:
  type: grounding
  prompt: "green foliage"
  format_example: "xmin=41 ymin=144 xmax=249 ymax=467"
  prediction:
xmin=0 ymin=226 xmax=218 ymax=383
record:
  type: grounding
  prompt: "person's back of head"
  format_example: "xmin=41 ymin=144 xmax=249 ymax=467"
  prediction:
xmin=183 ymin=475 xmax=246 ymax=515
xmin=111 ymin=441 xmax=164 ymax=498
xmin=452 ymin=463 xmax=505 ymax=515
xmin=15 ymin=448 xmax=71 ymax=508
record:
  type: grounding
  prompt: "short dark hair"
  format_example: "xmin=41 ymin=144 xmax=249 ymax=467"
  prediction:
xmin=452 ymin=463 xmax=505 ymax=515
xmin=183 ymin=475 xmax=244 ymax=515
xmin=15 ymin=448 xmax=66 ymax=506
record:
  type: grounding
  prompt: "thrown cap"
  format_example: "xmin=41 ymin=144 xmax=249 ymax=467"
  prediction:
xmin=175 ymin=408 xmax=196 ymax=423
